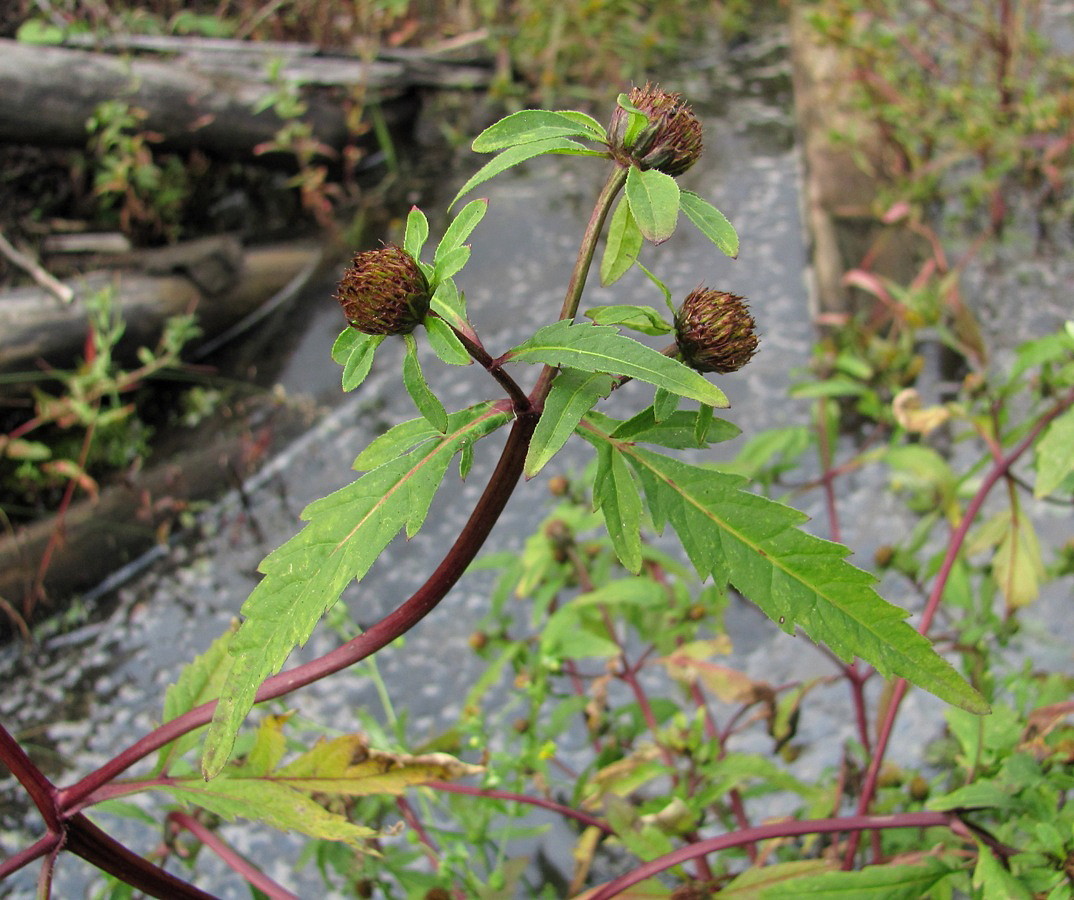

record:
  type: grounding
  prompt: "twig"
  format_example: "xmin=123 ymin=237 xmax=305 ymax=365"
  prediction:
xmin=0 ymin=229 xmax=75 ymax=305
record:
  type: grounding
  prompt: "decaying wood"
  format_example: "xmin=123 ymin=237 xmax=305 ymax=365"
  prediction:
xmin=0 ymin=37 xmax=435 ymax=162
xmin=0 ymin=227 xmax=74 ymax=304
xmin=0 ymin=238 xmax=324 ymax=374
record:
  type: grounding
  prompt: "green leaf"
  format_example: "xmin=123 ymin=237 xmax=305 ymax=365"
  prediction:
xmin=761 ymin=860 xmax=953 ymax=899
xmin=430 ymin=278 xmax=468 ymax=331
xmin=586 ymin=304 xmax=672 ymax=336
xmin=973 ymin=843 xmax=1034 ymax=900
xmin=403 ymin=333 xmax=448 ymax=433
xmin=525 ymin=368 xmax=614 ymax=476
xmin=600 ymin=196 xmax=643 ymax=286
xmin=652 ymin=387 xmax=678 ymax=423
xmin=594 ymin=444 xmax=644 ymax=573
xmin=552 ymin=109 xmax=607 ymax=140
xmin=1035 ymin=406 xmax=1074 ymax=497
xmin=451 ymin=137 xmax=604 ymax=207
xmin=507 ymin=320 xmax=728 ymax=408
xmin=424 ymin=315 xmax=472 ymax=366
xmin=155 ymin=775 xmax=377 ymax=847
xmin=720 ymin=861 xmax=834 ymax=897
xmin=332 ymin=330 xmax=384 ymax=392
xmin=582 ymin=426 xmax=989 ymax=715
xmin=155 ymin=628 xmax=234 ymax=775
xmin=403 ymin=206 xmax=429 ymax=259
xmin=433 ymin=245 xmax=471 ymax=282
xmin=609 ymin=407 xmax=741 ymax=449
xmin=615 ymin=93 xmax=649 ymax=148
xmin=680 ymin=190 xmax=739 ymax=258
xmin=471 ymin=110 xmax=603 ymax=152
xmin=625 ymin=165 xmax=680 ymax=244
xmin=201 ymin=404 xmax=510 ymax=778
xmin=434 ymin=198 xmax=488 ymax=266
xmin=353 ymin=415 xmax=445 ymax=471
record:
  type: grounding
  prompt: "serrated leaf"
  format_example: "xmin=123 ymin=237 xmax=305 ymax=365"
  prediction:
xmin=354 ymin=416 xmax=444 ymax=471
xmin=761 ymin=860 xmax=952 ymax=899
xmin=403 ymin=206 xmax=429 ymax=259
xmin=680 ymin=190 xmax=739 ymax=258
xmin=424 ymin=315 xmax=472 ymax=366
xmin=972 ymin=845 xmax=1034 ymax=900
xmin=594 ymin=444 xmax=643 ymax=572
xmin=403 ymin=333 xmax=448 ymax=434
xmin=581 ymin=426 xmax=989 ymax=715
xmin=451 ymin=137 xmax=604 ymax=207
xmin=201 ymin=404 xmax=510 ymax=778
xmin=155 ymin=628 xmax=235 ymax=774
xmin=434 ymin=198 xmax=487 ymax=266
xmin=526 ymin=368 xmax=613 ymax=476
xmin=586 ymin=304 xmax=672 ymax=336
xmin=155 ymin=776 xmax=377 ymax=847
xmin=626 ymin=166 xmax=679 ymax=244
xmin=720 ymin=860 xmax=834 ymax=897
xmin=507 ymin=320 xmax=728 ymax=407
xmin=471 ymin=110 xmax=603 ymax=152
xmin=652 ymin=387 xmax=678 ymax=422
xmin=433 ymin=244 xmax=471 ymax=282
xmin=1035 ymin=405 xmax=1074 ymax=497
xmin=600 ymin=196 xmax=643 ymax=285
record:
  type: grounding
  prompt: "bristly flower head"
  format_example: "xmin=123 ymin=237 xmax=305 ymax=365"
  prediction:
xmin=336 ymin=243 xmax=431 ymax=335
xmin=674 ymin=287 xmax=758 ymax=374
xmin=608 ymin=83 xmax=703 ymax=177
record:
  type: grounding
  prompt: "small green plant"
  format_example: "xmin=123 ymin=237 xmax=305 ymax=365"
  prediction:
xmin=0 ymin=288 xmax=199 ymax=625
xmin=85 ymin=99 xmax=190 ymax=242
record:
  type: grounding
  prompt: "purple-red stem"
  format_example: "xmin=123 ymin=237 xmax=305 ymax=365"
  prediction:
xmin=168 ymin=811 xmax=297 ymax=900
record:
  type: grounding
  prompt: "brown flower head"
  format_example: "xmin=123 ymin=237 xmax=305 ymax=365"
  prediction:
xmin=336 ymin=243 xmax=431 ymax=335
xmin=608 ymin=83 xmax=703 ymax=177
xmin=674 ymin=287 xmax=758 ymax=374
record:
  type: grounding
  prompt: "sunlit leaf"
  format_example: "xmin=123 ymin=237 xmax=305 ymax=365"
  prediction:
xmin=761 ymin=859 xmax=953 ymax=899
xmin=424 ymin=315 xmax=472 ymax=366
xmin=586 ymin=304 xmax=672 ymax=336
xmin=434 ymin=198 xmax=487 ymax=266
xmin=403 ymin=334 xmax=448 ymax=433
xmin=471 ymin=110 xmax=604 ymax=152
xmin=600 ymin=196 xmax=643 ymax=285
xmin=507 ymin=320 xmax=727 ymax=407
xmin=581 ymin=424 xmax=989 ymax=716
xmin=594 ymin=444 xmax=643 ymax=572
xmin=402 ymin=206 xmax=429 ymax=259
xmin=680 ymin=190 xmax=738 ymax=258
xmin=201 ymin=404 xmax=511 ymax=778
xmin=332 ymin=329 xmax=384 ymax=392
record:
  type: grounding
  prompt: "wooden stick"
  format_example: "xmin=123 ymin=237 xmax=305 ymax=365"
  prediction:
xmin=0 ymin=229 xmax=75 ymax=305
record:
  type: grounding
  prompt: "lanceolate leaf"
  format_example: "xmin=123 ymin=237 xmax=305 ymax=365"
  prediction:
xmin=680 ymin=190 xmax=739 ymax=258
xmin=594 ymin=443 xmax=644 ymax=572
xmin=403 ymin=333 xmax=448 ymax=433
xmin=600 ymin=196 xmax=643 ymax=286
xmin=626 ymin=165 xmax=680 ymax=244
xmin=434 ymin=198 xmax=488 ymax=266
xmin=424 ymin=315 xmax=472 ymax=366
xmin=402 ymin=206 xmax=429 ymax=259
xmin=202 ymin=404 xmax=511 ymax=778
xmin=430 ymin=279 xmax=467 ymax=331
xmin=525 ymin=368 xmax=614 ymax=476
xmin=507 ymin=320 xmax=728 ymax=408
xmin=761 ymin=859 xmax=954 ymax=899
xmin=451 ymin=138 xmax=606 ymax=207
xmin=332 ymin=329 xmax=384 ymax=392
xmin=1035 ymin=405 xmax=1074 ymax=497
xmin=586 ymin=304 xmax=672 ymax=336
xmin=471 ymin=109 xmax=603 ymax=152
xmin=581 ymin=425 xmax=989 ymax=715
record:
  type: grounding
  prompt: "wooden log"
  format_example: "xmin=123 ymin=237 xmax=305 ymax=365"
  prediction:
xmin=0 ymin=238 xmax=324 ymax=375
xmin=0 ymin=37 xmax=424 ymax=162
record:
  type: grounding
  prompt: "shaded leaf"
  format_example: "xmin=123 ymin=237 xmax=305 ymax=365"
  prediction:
xmin=525 ymin=368 xmax=614 ymax=476
xmin=626 ymin=166 xmax=679 ymax=244
xmin=507 ymin=320 xmax=728 ymax=407
xmin=201 ymin=404 xmax=511 ymax=778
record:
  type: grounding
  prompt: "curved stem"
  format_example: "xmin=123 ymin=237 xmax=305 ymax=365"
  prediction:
xmin=61 ymin=412 xmax=537 ymax=810
xmin=587 ymin=811 xmax=962 ymax=900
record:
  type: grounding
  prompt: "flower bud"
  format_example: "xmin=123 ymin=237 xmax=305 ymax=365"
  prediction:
xmin=674 ymin=287 xmax=758 ymax=374
xmin=335 ymin=243 xmax=431 ymax=335
xmin=608 ymin=83 xmax=703 ymax=177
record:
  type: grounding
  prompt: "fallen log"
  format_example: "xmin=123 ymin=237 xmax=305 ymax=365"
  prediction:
xmin=0 ymin=37 xmax=445 ymax=163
